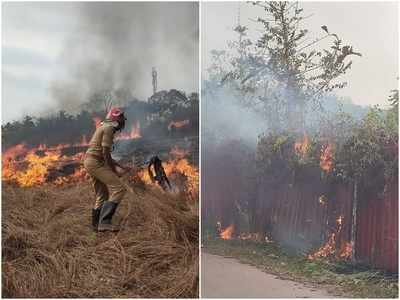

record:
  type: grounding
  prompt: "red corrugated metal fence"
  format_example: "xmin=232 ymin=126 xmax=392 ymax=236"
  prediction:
xmin=356 ymin=180 xmax=398 ymax=272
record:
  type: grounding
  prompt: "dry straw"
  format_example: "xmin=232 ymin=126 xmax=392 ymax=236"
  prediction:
xmin=2 ymin=179 xmax=199 ymax=298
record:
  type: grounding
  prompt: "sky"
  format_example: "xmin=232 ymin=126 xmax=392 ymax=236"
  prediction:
xmin=2 ymin=2 xmax=199 ymax=123
xmin=1 ymin=1 xmax=398 ymax=123
xmin=202 ymin=1 xmax=399 ymax=107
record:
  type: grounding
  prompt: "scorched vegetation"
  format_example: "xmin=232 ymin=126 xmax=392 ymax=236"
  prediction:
xmin=2 ymin=89 xmax=199 ymax=297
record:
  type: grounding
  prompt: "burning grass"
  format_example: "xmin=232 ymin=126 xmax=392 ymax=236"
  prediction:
xmin=219 ymin=224 xmax=234 ymax=240
xmin=2 ymin=181 xmax=198 ymax=298
xmin=203 ymin=239 xmax=398 ymax=298
xmin=307 ymin=215 xmax=352 ymax=260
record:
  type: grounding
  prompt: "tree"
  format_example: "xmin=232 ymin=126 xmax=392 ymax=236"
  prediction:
xmin=213 ymin=1 xmax=361 ymax=132
xmin=384 ymin=88 xmax=398 ymax=160
xmin=388 ymin=89 xmax=399 ymax=112
xmin=83 ymin=88 xmax=136 ymax=114
xmin=148 ymin=89 xmax=190 ymax=121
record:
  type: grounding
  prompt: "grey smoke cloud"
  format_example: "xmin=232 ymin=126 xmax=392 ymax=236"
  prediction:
xmin=2 ymin=2 xmax=198 ymax=122
xmin=202 ymin=86 xmax=267 ymax=149
xmin=52 ymin=2 xmax=199 ymax=111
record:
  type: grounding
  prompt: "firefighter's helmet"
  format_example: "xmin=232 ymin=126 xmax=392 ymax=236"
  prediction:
xmin=106 ymin=107 xmax=127 ymax=130
xmin=106 ymin=107 xmax=126 ymax=122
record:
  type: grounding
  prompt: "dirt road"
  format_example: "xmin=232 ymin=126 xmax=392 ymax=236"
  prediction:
xmin=201 ymin=252 xmax=333 ymax=298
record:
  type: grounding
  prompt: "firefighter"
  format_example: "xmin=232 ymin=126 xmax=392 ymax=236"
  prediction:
xmin=84 ymin=107 xmax=130 ymax=232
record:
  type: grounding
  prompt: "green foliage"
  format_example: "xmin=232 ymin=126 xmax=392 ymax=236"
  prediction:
xmin=256 ymin=132 xmax=323 ymax=185
xmin=208 ymin=1 xmax=361 ymax=132
xmin=204 ymin=239 xmax=398 ymax=298
xmin=148 ymin=89 xmax=193 ymax=121
xmin=2 ymin=110 xmax=93 ymax=149
xmin=315 ymin=107 xmax=357 ymax=143
xmin=2 ymin=90 xmax=199 ymax=150
xmin=385 ymin=89 xmax=399 ymax=139
xmin=255 ymin=101 xmax=398 ymax=195
xmin=251 ymin=1 xmax=361 ymax=97
xmin=335 ymin=106 xmax=398 ymax=190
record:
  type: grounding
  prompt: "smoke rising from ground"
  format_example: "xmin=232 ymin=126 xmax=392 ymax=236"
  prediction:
xmin=202 ymin=87 xmax=267 ymax=149
xmin=51 ymin=2 xmax=199 ymax=112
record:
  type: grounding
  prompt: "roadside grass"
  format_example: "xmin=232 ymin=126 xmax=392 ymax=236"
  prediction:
xmin=203 ymin=239 xmax=398 ymax=298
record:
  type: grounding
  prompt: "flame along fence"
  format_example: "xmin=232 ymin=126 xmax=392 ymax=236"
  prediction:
xmin=252 ymin=172 xmax=398 ymax=273
xmin=203 ymin=148 xmax=398 ymax=273
xmin=252 ymin=173 xmax=354 ymax=259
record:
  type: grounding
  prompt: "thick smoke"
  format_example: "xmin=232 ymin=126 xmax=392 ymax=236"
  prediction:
xmin=51 ymin=2 xmax=198 ymax=112
xmin=202 ymin=86 xmax=267 ymax=149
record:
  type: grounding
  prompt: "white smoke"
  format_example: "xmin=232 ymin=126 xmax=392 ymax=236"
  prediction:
xmin=202 ymin=85 xmax=267 ymax=149
xmin=51 ymin=2 xmax=199 ymax=112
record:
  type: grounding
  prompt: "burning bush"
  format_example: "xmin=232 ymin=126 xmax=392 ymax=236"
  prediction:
xmin=203 ymin=104 xmax=398 ymax=270
xmin=253 ymin=106 xmax=398 ymax=263
xmin=256 ymin=107 xmax=398 ymax=189
xmin=256 ymin=133 xmax=333 ymax=186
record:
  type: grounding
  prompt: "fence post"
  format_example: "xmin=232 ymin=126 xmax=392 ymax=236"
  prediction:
xmin=350 ymin=180 xmax=358 ymax=261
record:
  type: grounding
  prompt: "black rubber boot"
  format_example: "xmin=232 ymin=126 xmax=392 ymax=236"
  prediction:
xmin=91 ymin=207 xmax=102 ymax=231
xmin=98 ymin=201 xmax=120 ymax=232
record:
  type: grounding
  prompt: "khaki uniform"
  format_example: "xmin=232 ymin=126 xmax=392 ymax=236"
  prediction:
xmin=84 ymin=121 xmax=126 ymax=209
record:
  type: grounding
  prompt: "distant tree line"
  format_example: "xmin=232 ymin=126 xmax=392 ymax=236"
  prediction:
xmin=2 ymin=89 xmax=199 ymax=150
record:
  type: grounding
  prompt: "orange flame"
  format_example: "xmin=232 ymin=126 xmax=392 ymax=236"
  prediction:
xmin=2 ymin=143 xmax=87 ymax=187
xmin=117 ymin=121 xmax=141 ymax=140
xmin=93 ymin=117 xmax=141 ymax=140
xmin=54 ymin=165 xmax=87 ymax=185
xmin=294 ymin=134 xmax=310 ymax=158
xmin=308 ymin=215 xmax=348 ymax=260
xmin=2 ymin=144 xmax=29 ymax=182
xmin=339 ymin=242 xmax=352 ymax=259
xmin=320 ymin=144 xmax=334 ymax=172
xmin=137 ymin=158 xmax=198 ymax=199
xmin=3 ymin=139 xmax=196 ymax=195
xmin=7 ymin=151 xmax=60 ymax=187
xmin=220 ymin=224 xmax=234 ymax=240
xmin=168 ymin=119 xmax=189 ymax=130
xmin=337 ymin=215 xmax=343 ymax=227
xmin=308 ymin=233 xmax=337 ymax=259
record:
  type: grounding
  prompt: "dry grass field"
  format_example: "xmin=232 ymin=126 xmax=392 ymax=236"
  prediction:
xmin=2 ymin=180 xmax=198 ymax=298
